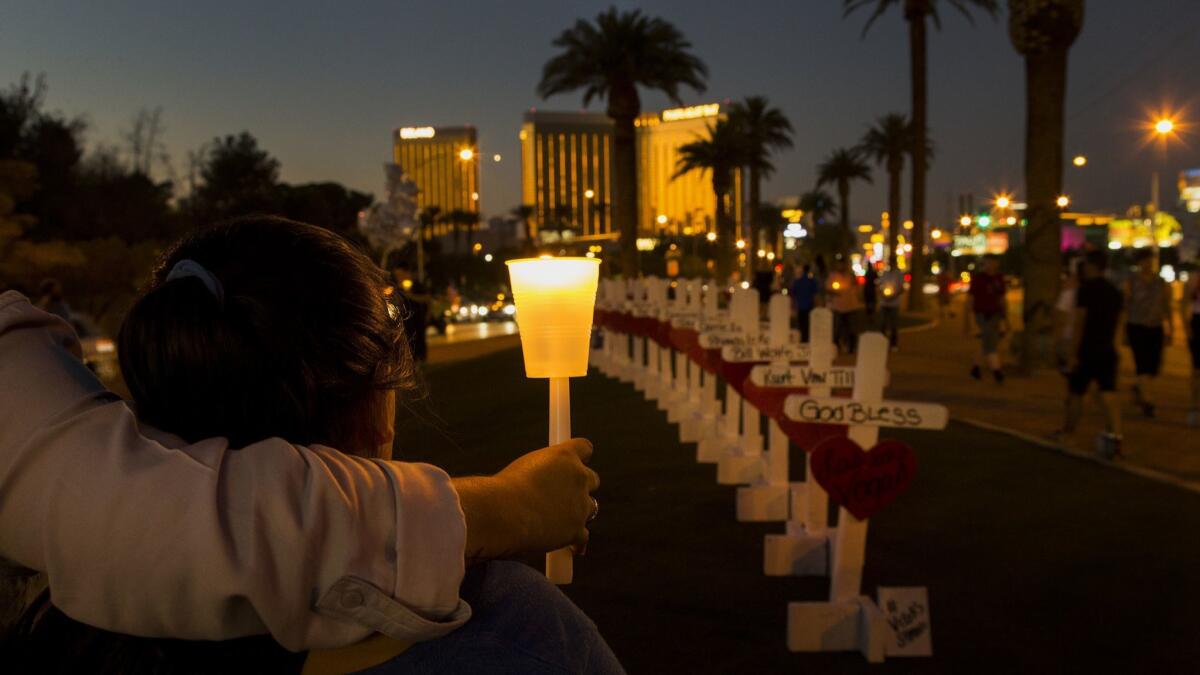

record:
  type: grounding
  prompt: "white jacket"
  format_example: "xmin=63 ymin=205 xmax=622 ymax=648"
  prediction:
xmin=0 ymin=291 xmax=470 ymax=650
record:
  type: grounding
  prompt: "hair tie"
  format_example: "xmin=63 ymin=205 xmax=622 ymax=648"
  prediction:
xmin=165 ymin=259 xmax=224 ymax=304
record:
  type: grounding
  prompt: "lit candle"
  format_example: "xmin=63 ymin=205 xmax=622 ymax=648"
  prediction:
xmin=506 ymin=256 xmax=601 ymax=584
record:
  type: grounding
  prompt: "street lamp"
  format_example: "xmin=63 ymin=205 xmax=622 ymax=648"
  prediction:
xmin=458 ymin=148 xmax=475 ymax=161
xmin=1154 ymin=118 xmax=1175 ymax=135
xmin=1072 ymin=155 xmax=1087 ymax=167
xmin=995 ymin=195 xmax=1011 ymax=209
xmin=1056 ymin=195 xmax=1070 ymax=208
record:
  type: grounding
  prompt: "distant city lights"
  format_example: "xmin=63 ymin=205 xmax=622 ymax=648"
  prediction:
xmin=1072 ymin=155 xmax=1087 ymax=167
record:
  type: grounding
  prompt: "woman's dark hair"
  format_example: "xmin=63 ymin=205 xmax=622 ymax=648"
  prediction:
xmin=8 ymin=217 xmax=422 ymax=674
xmin=118 ymin=215 xmax=420 ymax=455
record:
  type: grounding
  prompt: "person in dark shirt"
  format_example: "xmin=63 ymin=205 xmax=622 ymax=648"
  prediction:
xmin=1060 ymin=251 xmax=1124 ymax=456
xmin=862 ymin=264 xmax=879 ymax=319
xmin=964 ymin=255 xmax=1007 ymax=383
xmin=790 ymin=263 xmax=820 ymax=342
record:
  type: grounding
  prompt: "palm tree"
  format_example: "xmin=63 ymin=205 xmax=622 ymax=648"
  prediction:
xmin=538 ymin=7 xmax=707 ymax=277
xmin=674 ymin=118 xmax=744 ymax=281
xmin=729 ymin=96 xmax=793 ymax=253
xmin=799 ymin=189 xmax=838 ymax=229
xmin=551 ymin=204 xmax=577 ymax=240
xmin=1009 ymin=0 xmax=1084 ymax=368
xmin=510 ymin=204 xmax=535 ymax=252
xmin=419 ymin=205 xmax=441 ymax=240
xmin=859 ymin=113 xmax=913 ymax=265
xmin=817 ymin=148 xmax=873 ymax=234
xmin=845 ymin=0 xmax=998 ymax=308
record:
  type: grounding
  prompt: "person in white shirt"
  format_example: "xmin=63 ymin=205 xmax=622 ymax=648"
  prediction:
xmin=877 ymin=265 xmax=905 ymax=350
xmin=1 ymin=217 xmax=614 ymax=671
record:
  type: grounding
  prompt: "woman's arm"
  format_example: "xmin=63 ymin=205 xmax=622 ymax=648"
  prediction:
xmin=0 ymin=292 xmax=469 ymax=650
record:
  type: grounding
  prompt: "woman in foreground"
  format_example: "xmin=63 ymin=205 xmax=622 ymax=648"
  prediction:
xmin=12 ymin=216 xmax=621 ymax=674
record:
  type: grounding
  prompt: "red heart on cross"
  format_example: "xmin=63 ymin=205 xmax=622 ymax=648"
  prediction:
xmin=809 ymin=437 xmax=916 ymax=521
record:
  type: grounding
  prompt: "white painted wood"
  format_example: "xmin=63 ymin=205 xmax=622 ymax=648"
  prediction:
xmin=783 ymin=396 xmax=949 ymax=430
xmin=787 ymin=597 xmax=886 ymax=663
xmin=828 ymin=333 xmax=888 ymax=603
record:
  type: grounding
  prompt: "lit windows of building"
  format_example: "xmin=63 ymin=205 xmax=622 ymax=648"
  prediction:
xmin=393 ymin=125 xmax=479 ymax=238
xmin=520 ymin=111 xmax=613 ymax=241
xmin=635 ymin=102 xmax=743 ymax=237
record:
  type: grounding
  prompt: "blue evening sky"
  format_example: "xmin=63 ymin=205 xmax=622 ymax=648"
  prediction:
xmin=3 ymin=0 xmax=1198 ymax=223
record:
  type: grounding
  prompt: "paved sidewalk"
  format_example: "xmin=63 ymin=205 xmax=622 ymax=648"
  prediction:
xmin=879 ymin=293 xmax=1199 ymax=488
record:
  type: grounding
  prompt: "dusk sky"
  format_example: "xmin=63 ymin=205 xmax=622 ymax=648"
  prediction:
xmin=3 ymin=0 xmax=1199 ymax=224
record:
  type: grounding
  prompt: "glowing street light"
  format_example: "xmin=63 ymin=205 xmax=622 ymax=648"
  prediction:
xmin=995 ymin=195 xmax=1011 ymax=209
xmin=492 ymin=153 xmax=502 ymax=162
xmin=1056 ymin=195 xmax=1070 ymax=208
xmin=458 ymin=148 xmax=475 ymax=161
xmin=1072 ymin=155 xmax=1087 ymax=167
xmin=959 ymin=215 xmax=972 ymax=227
xmin=656 ymin=214 xmax=668 ymax=225
xmin=706 ymin=231 xmax=717 ymax=242
xmin=735 ymin=239 xmax=746 ymax=250
xmin=584 ymin=189 xmax=595 ymax=199
xmin=1154 ymin=118 xmax=1175 ymax=135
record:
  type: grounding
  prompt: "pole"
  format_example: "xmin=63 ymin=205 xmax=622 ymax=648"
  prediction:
xmin=546 ymin=376 xmax=574 ymax=584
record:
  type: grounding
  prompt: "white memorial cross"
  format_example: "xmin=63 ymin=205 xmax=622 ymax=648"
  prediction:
xmin=714 ymin=292 xmax=809 ymax=485
xmin=641 ymin=278 xmax=669 ymax=402
xmin=678 ymin=281 xmax=723 ymax=443
xmin=666 ymin=280 xmax=700 ymax=424
xmin=655 ymin=279 xmax=690 ymax=414
xmin=737 ymin=306 xmax=851 ymax=524
xmin=784 ymin=332 xmax=948 ymax=661
xmin=629 ymin=278 xmax=651 ymax=394
xmin=695 ymin=288 xmax=759 ymax=463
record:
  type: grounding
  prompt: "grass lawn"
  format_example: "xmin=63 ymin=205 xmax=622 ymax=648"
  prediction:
xmin=397 ymin=346 xmax=1200 ymax=674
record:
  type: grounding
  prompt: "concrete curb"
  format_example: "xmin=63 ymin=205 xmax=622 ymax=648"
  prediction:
xmin=955 ymin=415 xmax=1200 ymax=496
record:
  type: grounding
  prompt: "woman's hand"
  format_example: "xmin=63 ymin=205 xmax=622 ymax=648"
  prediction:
xmin=496 ymin=438 xmax=599 ymax=553
xmin=454 ymin=439 xmax=599 ymax=561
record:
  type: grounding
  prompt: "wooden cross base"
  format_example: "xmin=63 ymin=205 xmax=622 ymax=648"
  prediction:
xmin=716 ymin=442 xmax=764 ymax=485
xmin=787 ymin=596 xmax=887 ymax=663
xmin=696 ymin=429 xmax=736 ymax=463
xmin=735 ymin=482 xmax=789 ymax=522
xmin=764 ymin=529 xmax=830 ymax=576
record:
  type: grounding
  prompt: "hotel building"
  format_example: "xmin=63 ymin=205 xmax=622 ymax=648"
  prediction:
xmin=393 ymin=125 xmax=479 ymax=238
xmin=519 ymin=103 xmax=743 ymax=242
xmin=635 ymin=103 xmax=743 ymax=236
xmin=519 ymin=111 xmax=614 ymax=240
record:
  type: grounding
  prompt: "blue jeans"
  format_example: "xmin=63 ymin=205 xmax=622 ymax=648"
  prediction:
xmin=360 ymin=561 xmax=624 ymax=674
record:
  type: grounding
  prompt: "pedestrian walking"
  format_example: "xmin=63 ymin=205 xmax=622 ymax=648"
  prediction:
xmin=1059 ymin=251 xmax=1124 ymax=457
xmin=863 ymin=264 xmax=879 ymax=319
xmin=1183 ymin=270 xmax=1200 ymax=427
xmin=1053 ymin=259 xmax=1080 ymax=372
xmin=826 ymin=258 xmax=861 ymax=354
xmin=1123 ymin=249 xmax=1173 ymax=418
xmin=965 ymin=254 xmax=1007 ymax=383
xmin=878 ymin=264 xmax=904 ymax=350
xmin=790 ymin=263 xmax=820 ymax=343
xmin=936 ymin=267 xmax=953 ymax=319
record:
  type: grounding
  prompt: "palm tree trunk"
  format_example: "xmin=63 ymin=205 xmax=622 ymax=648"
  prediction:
xmin=612 ymin=114 xmax=639 ymax=277
xmin=888 ymin=166 xmax=902 ymax=266
xmin=907 ymin=7 xmax=928 ymax=310
xmin=714 ymin=173 xmax=734 ymax=281
xmin=1020 ymin=46 xmax=1068 ymax=370
xmin=838 ymin=180 xmax=851 ymax=233
xmin=749 ymin=165 xmax=761 ymax=252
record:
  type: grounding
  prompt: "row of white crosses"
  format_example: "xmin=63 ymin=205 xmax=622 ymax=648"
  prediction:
xmin=590 ymin=276 xmax=949 ymax=662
